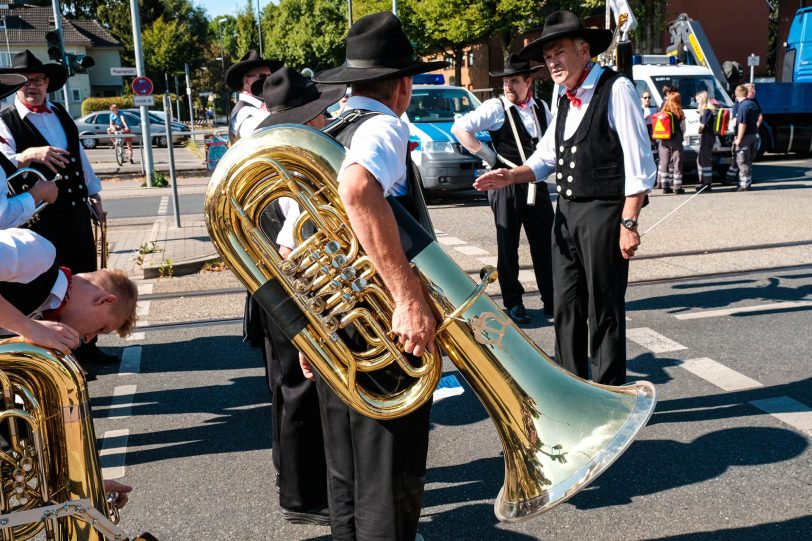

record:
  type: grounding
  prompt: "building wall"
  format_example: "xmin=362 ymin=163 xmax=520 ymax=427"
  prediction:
xmin=88 ymin=48 xmax=124 ymax=94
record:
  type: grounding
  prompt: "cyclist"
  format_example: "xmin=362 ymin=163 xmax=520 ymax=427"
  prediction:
xmin=106 ymin=104 xmax=134 ymax=163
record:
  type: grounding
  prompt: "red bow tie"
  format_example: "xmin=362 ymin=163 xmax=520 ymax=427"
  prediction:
xmin=564 ymin=64 xmax=592 ymax=109
xmin=22 ymin=102 xmax=52 ymax=114
xmin=41 ymin=267 xmax=72 ymax=321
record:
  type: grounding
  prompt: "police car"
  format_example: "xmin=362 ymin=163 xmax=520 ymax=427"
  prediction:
xmin=405 ymin=75 xmax=492 ymax=192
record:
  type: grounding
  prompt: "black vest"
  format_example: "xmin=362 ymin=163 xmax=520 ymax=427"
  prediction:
xmin=323 ymin=110 xmax=434 ymax=236
xmin=0 ymin=102 xmax=89 ymax=213
xmin=489 ymin=99 xmax=548 ymax=168
xmin=554 ymin=69 xmax=625 ymax=200
xmin=228 ymin=100 xmax=252 ymax=144
xmin=0 ymin=264 xmax=58 ymax=317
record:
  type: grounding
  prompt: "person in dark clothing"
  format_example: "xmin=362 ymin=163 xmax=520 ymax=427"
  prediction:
xmin=695 ymin=90 xmax=716 ymax=191
xmin=733 ymin=84 xmax=760 ymax=191
xmin=474 ymin=10 xmax=656 ymax=386
xmin=0 ymin=50 xmax=115 ymax=366
xmin=452 ymin=53 xmax=555 ymax=324
xmin=656 ymin=91 xmax=686 ymax=194
xmin=309 ymin=12 xmax=446 ymax=540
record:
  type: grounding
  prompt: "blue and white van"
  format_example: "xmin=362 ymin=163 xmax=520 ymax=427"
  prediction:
xmin=405 ymin=77 xmax=492 ymax=192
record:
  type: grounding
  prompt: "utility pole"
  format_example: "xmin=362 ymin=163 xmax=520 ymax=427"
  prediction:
xmin=185 ymin=63 xmax=195 ymax=140
xmin=174 ymin=74 xmax=181 ymax=121
xmin=347 ymin=0 xmax=352 ymax=28
xmin=392 ymin=0 xmax=397 ymax=16
xmin=50 ymin=0 xmax=71 ymax=112
xmin=129 ymin=0 xmax=154 ymax=187
xmin=256 ymin=0 xmax=263 ymax=57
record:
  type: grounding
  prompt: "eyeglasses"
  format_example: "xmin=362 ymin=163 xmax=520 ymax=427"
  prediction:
xmin=642 ymin=95 xmax=651 ymax=99
xmin=245 ymin=73 xmax=269 ymax=81
xmin=23 ymin=78 xmax=47 ymax=87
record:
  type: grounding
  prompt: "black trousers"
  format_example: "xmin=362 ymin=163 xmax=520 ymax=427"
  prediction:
xmin=261 ymin=312 xmax=328 ymax=511
xmin=31 ymin=206 xmax=96 ymax=273
xmin=552 ymin=198 xmax=628 ymax=386
xmin=488 ymin=183 xmax=554 ymax=310
xmin=316 ymin=374 xmax=431 ymax=541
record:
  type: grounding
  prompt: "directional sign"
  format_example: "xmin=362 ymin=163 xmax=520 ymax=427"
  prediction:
xmin=132 ymin=76 xmax=154 ymax=96
xmin=111 ymin=67 xmax=137 ymax=77
xmin=134 ymin=95 xmax=155 ymax=107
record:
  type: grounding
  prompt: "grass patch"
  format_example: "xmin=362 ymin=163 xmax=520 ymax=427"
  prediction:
xmin=201 ymin=258 xmax=228 ymax=273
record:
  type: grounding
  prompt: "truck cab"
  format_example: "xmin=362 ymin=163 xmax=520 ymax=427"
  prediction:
xmin=633 ymin=61 xmax=736 ymax=177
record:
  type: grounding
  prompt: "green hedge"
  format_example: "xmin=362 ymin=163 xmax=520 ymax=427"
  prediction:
xmin=81 ymin=94 xmax=178 ymax=116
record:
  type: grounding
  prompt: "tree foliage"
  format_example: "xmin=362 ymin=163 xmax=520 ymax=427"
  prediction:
xmin=235 ymin=0 xmax=259 ymax=58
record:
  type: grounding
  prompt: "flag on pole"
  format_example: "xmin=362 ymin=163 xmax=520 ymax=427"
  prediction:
xmin=608 ymin=0 xmax=638 ymax=33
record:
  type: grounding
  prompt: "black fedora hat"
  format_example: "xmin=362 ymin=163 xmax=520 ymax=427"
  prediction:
xmin=519 ymin=10 xmax=613 ymax=61
xmin=489 ymin=53 xmax=543 ymax=78
xmin=252 ymin=66 xmax=346 ymax=127
xmin=0 ymin=50 xmax=68 ymax=93
xmin=0 ymin=74 xmax=27 ymax=100
xmin=225 ymin=49 xmax=284 ymax=91
xmin=313 ymin=11 xmax=447 ymax=84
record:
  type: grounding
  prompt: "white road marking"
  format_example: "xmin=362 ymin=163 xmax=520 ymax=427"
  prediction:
xmin=137 ymin=283 xmax=154 ymax=295
xmin=433 ymin=374 xmax=464 ymax=403
xmin=678 ymin=358 xmax=763 ymax=391
xmin=518 ymin=270 xmax=536 ymax=283
xmin=107 ymin=385 xmax=137 ymax=420
xmin=750 ymin=396 xmax=812 ymax=435
xmin=135 ymin=319 xmax=149 ymax=328
xmin=158 ymin=196 xmax=169 ymax=215
xmin=674 ymin=300 xmax=812 ymax=320
xmin=434 ymin=228 xmax=444 ymax=234
xmin=100 ymin=429 xmax=129 ymax=479
xmin=119 ymin=346 xmax=142 ymax=375
xmin=626 ymin=327 xmax=688 ymax=353
xmin=135 ymin=300 xmax=151 ymax=317
xmin=477 ymin=256 xmax=499 ymax=266
xmin=126 ymin=332 xmax=145 ymax=341
xmin=437 ymin=236 xmax=467 ymax=246
xmin=454 ymin=245 xmax=489 ymax=256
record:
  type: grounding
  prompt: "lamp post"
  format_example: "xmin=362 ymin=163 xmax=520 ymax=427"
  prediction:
xmin=216 ymin=18 xmax=230 ymax=121
xmin=256 ymin=0 xmax=263 ymax=57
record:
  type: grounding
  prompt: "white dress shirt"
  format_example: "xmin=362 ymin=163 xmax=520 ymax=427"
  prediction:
xmin=337 ymin=96 xmax=410 ymax=197
xmin=453 ymin=96 xmax=552 ymax=140
xmin=230 ymin=92 xmax=270 ymax=137
xmin=525 ymin=65 xmax=656 ymax=196
xmin=0 ymin=169 xmax=36 ymax=228
xmin=0 ymin=98 xmax=102 ymax=196
xmin=0 ymin=228 xmax=55 ymax=283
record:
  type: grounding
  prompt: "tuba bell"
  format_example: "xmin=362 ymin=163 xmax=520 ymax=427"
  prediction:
xmin=204 ymin=125 xmax=657 ymax=521
xmin=0 ymin=340 xmax=133 ymax=540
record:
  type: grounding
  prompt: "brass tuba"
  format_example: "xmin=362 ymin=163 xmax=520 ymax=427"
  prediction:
xmin=204 ymin=125 xmax=657 ymax=521
xmin=6 ymin=169 xmax=63 ymax=227
xmin=0 ymin=340 xmax=128 ymax=540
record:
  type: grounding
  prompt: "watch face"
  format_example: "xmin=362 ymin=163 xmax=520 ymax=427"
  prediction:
xmin=623 ymin=219 xmax=636 ymax=229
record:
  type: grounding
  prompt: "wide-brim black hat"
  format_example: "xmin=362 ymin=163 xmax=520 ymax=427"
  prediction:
xmin=313 ymin=11 xmax=447 ymax=84
xmin=0 ymin=50 xmax=68 ymax=93
xmin=252 ymin=67 xmax=346 ymax=127
xmin=0 ymin=74 xmax=27 ymax=100
xmin=520 ymin=10 xmax=613 ymax=61
xmin=489 ymin=53 xmax=543 ymax=77
xmin=225 ymin=49 xmax=284 ymax=91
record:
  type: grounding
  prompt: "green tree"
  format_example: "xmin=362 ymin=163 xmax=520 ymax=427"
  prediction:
xmin=142 ymin=17 xmax=200 ymax=89
xmin=235 ymin=0 xmax=259 ymax=58
xmin=264 ymin=0 xmax=348 ymax=72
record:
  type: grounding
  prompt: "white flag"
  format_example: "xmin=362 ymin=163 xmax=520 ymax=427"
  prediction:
xmin=608 ymin=0 xmax=638 ymax=33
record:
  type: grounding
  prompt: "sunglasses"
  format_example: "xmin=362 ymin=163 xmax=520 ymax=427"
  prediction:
xmin=642 ymin=95 xmax=651 ymax=99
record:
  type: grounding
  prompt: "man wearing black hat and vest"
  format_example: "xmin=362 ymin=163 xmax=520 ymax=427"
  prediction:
xmin=452 ymin=53 xmax=554 ymax=325
xmin=0 ymin=50 xmax=115 ymax=366
xmin=310 ymin=11 xmax=445 ymax=541
xmin=226 ymin=50 xmax=283 ymax=144
xmin=246 ymin=67 xmax=345 ymax=526
xmin=475 ymin=11 xmax=656 ymax=386
xmin=0 ymin=72 xmax=59 ymax=229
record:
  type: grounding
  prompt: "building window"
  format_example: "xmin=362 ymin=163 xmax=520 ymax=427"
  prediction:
xmin=444 ymin=56 xmax=455 ymax=69
xmin=467 ymin=52 xmax=474 ymax=67
xmin=71 ymin=89 xmax=81 ymax=102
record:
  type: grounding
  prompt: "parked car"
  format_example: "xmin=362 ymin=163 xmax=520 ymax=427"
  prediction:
xmin=75 ymin=110 xmax=190 ymax=149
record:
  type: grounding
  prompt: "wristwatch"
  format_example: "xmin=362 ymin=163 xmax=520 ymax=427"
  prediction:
xmin=621 ymin=217 xmax=638 ymax=230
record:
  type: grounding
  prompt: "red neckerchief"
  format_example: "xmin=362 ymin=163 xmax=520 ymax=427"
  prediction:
xmin=516 ymin=91 xmax=533 ymax=110
xmin=21 ymin=101 xmax=52 ymax=114
xmin=42 ymin=267 xmax=72 ymax=321
xmin=564 ymin=64 xmax=592 ymax=109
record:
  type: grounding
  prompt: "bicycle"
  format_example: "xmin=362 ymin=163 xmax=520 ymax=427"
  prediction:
xmin=111 ymin=127 xmax=131 ymax=166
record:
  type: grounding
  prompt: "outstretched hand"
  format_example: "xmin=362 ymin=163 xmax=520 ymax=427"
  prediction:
xmin=473 ymin=168 xmax=514 ymax=192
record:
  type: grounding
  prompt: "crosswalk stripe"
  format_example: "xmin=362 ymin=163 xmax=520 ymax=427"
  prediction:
xmin=126 ymin=332 xmax=145 ymax=341
xmin=119 ymin=346 xmax=142 ymax=376
xmin=107 ymin=385 xmax=137 ymax=420
xmin=674 ymin=300 xmax=812 ymax=320
xmin=454 ymin=245 xmax=489 ymax=256
xmin=749 ymin=396 xmax=812 ymax=435
xmin=678 ymin=357 xmax=763 ymax=391
xmin=627 ymin=327 xmax=688 ymax=353
xmin=135 ymin=300 xmax=151 ymax=317
xmin=100 ymin=429 xmax=129 ymax=479
xmin=437 ymin=236 xmax=467 ymax=246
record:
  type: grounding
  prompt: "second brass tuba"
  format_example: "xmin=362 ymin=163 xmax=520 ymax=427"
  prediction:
xmin=205 ymin=125 xmax=657 ymax=521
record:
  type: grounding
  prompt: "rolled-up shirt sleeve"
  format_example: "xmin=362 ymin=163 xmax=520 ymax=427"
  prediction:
xmin=0 ymin=169 xmax=36 ymax=228
xmin=338 ymin=115 xmax=409 ymax=197
xmin=524 ymin=114 xmax=558 ymax=182
xmin=0 ymin=229 xmax=55 ymax=284
xmin=79 ymin=146 xmax=102 ymax=195
xmin=609 ymin=78 xmax=657 ymax=195
xmin=452 ymin=98 xmax=504 ymax=134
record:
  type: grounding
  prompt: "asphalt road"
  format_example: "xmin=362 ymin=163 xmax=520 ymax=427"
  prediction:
xmin=83 ymin=153 xmax=812 ymax=540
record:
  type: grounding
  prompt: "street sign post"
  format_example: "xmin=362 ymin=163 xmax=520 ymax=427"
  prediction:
xmin=111 ymin=67 xmax=137 ymax=77
xmin=134 ymin=95 xmax=155 ymax=106
xmin=132 ymin=76 xmax=154 ymax=96
xmin=748 ymin=54 xmax=760 ymax=83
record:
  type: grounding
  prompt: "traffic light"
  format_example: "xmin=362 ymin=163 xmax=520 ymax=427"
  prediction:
xmin=45 ymin=30 xmax=64 ymax=62
xmin=67 ymin=54 xmax=95 ymax=74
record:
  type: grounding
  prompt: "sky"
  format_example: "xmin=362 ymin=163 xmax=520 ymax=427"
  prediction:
xmin=195 ymin=0 xmax=269 ymax=19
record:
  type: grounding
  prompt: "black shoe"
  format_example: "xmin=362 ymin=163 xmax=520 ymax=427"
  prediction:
xmin=542 ymin=304 xmax=554 ymax=317
xmin=74 ymin=343 xmax=121 ymax=365
xmin=697 ymin=185 xmax=711 ymax=193
xmin=507 ymin=304 xmax=531 ymax=325
xmin=662 ymin=187 xmax=673 ymax=194
xmin=281 ymin=506 xmax=330 ymax=526
xmin=674 ymin=188 xmax=685 ymax=194
xmin=736 ymin=186 xmax=751 ymax=192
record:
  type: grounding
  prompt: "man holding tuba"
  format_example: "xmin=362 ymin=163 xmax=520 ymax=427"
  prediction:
xmin=308 ymin=12 xmax=446 ymax=540
xmin=0 ymin=72 xmax=58 ymax=229
xmin=475 ymin=11 xmax=656 ymax=386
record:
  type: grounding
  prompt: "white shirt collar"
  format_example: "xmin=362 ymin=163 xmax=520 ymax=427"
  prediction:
xmin=345 ymin=96 xmax=398 ymax=118
xmin=238 ymin=92 xmax=264 ymax=108
xmin=14 ymin=96 xmax=55 ymax=119
xmin=558 ymin=63 xmax=604 ymax=98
